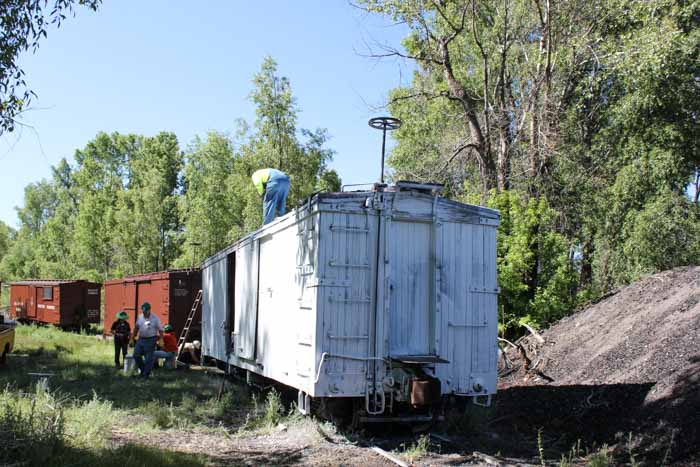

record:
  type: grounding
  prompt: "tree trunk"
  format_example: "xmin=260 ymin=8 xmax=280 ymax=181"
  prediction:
xmin=496 ymin=0 xmax=511 ymax=192
xmin=579 ymin=238 xmax=594 ymax=289
xmin=440 ymin=40 xmax=497 ymax=192
xmin=529 ymin=107 xmax=539 ymax=179
xmin=497 ymin=126 xmax=510 ymax=191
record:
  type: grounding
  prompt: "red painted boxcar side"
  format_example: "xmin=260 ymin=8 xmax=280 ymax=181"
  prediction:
xmin=9 ymin=280 xmax=101 ymax=328
xmin=104 ymin=270 xmax=201 ymax=339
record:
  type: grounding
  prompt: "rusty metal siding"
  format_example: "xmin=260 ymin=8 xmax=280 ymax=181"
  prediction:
xmin=168 ymin=271 xmax=202 ymax=339
xmin=104 ymin=270 xmax=201 ymax=339
xmin=36 ymin=285 xmax=60 ymax=324
xmin=103 ymin=281 xmax=125 ymax=330
xmin=58 ymin=282 xmax=101 ymax=326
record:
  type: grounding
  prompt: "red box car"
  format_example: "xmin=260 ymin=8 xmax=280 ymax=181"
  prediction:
xmin=103 ymin=269 xmax=201 ymax=340
xmin=9 ymin=280 xmax=102 ymax=329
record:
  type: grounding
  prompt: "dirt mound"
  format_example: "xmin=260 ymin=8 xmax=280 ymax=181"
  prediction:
xmin=497 ymin=266 xmax=700 ymax=464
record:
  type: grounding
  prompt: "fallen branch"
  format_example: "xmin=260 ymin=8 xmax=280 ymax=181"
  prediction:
xmin=517 ymin=343 xmax=532 ymax=371
xmin=530 ymin=369 xmax=555 ymax=383
xmin=472 ymin=451 xmax=502 ymax=465
xmin=315 ymin=423 xmax=335 ymax=444
xmin=371 ymin=447 xmax=409 ymax=467
xmin=498 ymin=366 xmax=519 ymax=378
xmin=498 ymin=337 xmax=518 ymax=350
xmin=522 ymin=323 xmax=545 ymax=344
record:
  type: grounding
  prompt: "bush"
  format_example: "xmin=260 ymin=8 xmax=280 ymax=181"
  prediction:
xmin=240 ymin=389 xmax=285 ymax=432
xmin=263 ymin=390 xmax=284 ymax=427
xmin=478 ymin=190 xmax=579 ymax=336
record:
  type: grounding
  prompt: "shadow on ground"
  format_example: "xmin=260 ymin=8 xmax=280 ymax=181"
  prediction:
xmin=435 ymin=378 xmax=699 ymax=465
xmin=11 ymin=441 xmax=306 ymax=467
xmin=348 ymin=379 xmax=698 ymax=465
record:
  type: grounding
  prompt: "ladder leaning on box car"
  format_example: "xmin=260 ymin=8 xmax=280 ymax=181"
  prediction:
xmin=176 ymin=289 xmax=202 ymax=363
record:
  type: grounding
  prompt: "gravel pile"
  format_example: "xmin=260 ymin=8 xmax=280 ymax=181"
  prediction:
xmin=497 ymin=266 xmax=700 ymax=464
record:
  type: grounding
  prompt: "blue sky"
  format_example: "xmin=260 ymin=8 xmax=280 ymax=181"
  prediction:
xmin=0 ymin=1 xmax=413 ymax=227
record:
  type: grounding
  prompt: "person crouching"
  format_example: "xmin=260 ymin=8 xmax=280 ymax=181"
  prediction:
xmin=154 ymin=324 xmax=179 ymax=369
xmin=161 ymin=324 xmax=178 ymax=355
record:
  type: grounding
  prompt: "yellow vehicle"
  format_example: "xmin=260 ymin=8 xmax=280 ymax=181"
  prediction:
xmin=0 ymin=316 xmax=16 ymax=366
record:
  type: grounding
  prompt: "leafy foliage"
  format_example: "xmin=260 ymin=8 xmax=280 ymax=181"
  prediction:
xmin=363 ymin=0 xmax=700 ymax=335
xmin=476 ymin=190 xmax=578 ymax=331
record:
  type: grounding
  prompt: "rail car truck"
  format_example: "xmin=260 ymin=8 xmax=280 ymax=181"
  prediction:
xmin=201 ymin=182 xmax=499 ymax=423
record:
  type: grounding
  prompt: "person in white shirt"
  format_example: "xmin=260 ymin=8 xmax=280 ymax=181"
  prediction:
xmin=131 ymin=302 xmax=163 ymax=378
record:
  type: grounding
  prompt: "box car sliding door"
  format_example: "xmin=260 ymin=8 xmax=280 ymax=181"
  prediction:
xmin=387 ymin=217 xmax=437 ymax=358
xmin=203 ymin=255 xmax=229 ymax=362
xmin=233 ymin=240 xmax=259 ymax=361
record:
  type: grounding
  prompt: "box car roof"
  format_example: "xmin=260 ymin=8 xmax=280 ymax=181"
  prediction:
xmin=104 ymin=268 xmax=200 ymax=285
xmin=201 ymin=188 xmax=499 ymax=268
xmin=10 ymin=279 xmax=100 ymax=286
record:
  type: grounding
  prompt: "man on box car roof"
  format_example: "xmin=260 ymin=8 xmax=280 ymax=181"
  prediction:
xmin=251 ymin=168 xmax=290 ymax=225
xmin=131 ymin=302 xmax=163 ymax=378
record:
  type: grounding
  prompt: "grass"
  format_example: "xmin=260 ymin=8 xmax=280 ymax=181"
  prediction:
xmin=0 ymin=323 xmax=267 ymax=466
xmin=397 ymin=434 xmax=431 ymax=463
xmin=3 ymin=324 xmax=233 ymax=410
xmin=239 ymin=389 xmax=289 ymax=433
xmin=586 ymin=445 xmax=612 ymax=467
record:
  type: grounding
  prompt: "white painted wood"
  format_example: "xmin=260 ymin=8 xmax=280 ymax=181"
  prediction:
xmin=201 ymin=189 xmax=500 ymax=402
xmin=202 ymin=256 xmax=228 ymax=362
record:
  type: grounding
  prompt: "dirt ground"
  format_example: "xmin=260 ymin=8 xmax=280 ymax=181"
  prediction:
xmin=111 ymin=419 xmax=396 ymax=466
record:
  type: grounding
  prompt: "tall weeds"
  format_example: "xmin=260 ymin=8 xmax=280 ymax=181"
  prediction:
xmin=0 ymin=383 xmax=66 ymax=464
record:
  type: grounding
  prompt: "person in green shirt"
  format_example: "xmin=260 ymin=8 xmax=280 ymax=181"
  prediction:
xmin=251 ymin=168 xmax=290 ymax=224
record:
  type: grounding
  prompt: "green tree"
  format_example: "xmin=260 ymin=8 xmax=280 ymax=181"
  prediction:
xmin=362 ymin=0 xmax=699 ymax=335
xmin=317 ymin=168 xmax=341 ymax=193
xmin=177 ymin=57 xmax=338 ymax=265
xmin=178 ymin=132 xmax=238 ymax=263
xmin=623 ymin=191 xmax=700 ymax=280
xmin=113 ymin=132 xmax=183 ymax=274
xmin=559 ymin=0 xmax=700 ymax=290
xmin=0 ymin=221 xmax=16 ymax=277
xmin=70 ymin=132 xmax=138 ymax=280
xmin=475 ymin=190 xmax=578 ymax=333
xmin=240 ymin=57 xmax=337 ymax=211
